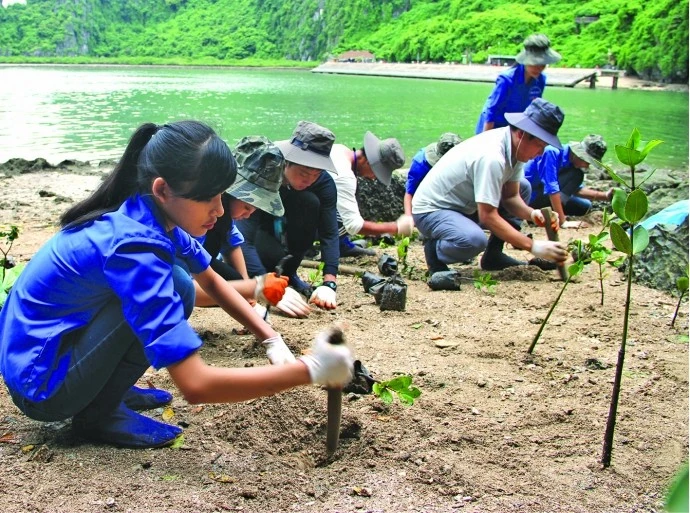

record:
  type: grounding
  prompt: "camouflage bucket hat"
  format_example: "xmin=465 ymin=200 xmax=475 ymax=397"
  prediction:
xmin=569 ymin=134 xmax=607 ymax=170
xmin=515 ymin=34 xmax=562 ymax=66
xmin=363 ymin=131 xmax=405 ymax=186
xmin=275 ymin=120 xmax=337 ymax=173
xmin=226 ymin=135 xmax=285 ymax=216
xmin=425 ymin=132 xmax=462 ymax=166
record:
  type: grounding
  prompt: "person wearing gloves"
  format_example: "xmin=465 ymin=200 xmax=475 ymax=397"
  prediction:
xmin=403 ymin=132 xmax=462 ymax=216
xmin=476 ymin=34 xmax=561 ymax=134
xmin=236 ymin=120 xmax=341 ymax=315
xmin=524 ymin=134 xmax=613 ymax=226
xmin=329 ymin=131 xmax=409 ymax=258
xmin=0 ymin=120 xmax=354 ymax=449
xmin=412 ymin=99 xmax=569 ymax=289
xmin=193 ymin=135 xmax=310 ymax=318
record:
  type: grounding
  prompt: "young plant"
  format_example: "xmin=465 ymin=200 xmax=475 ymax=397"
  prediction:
xmin=597 ymin=128 xmax=662 ymax=468
xmin=0 ymin=225 xmax=24 ymax=309
xmin=396 ymin=236 xmax=413 ymax=277
xmin=307 ymin=261 xmax=325 ymax=288
xmin=473 ymin=270 xmax=497 ymax=294
xmin=671 ymin=266 xmax=689 ymax=328
xmin=372 ymin=375 xmax=421 ymax=406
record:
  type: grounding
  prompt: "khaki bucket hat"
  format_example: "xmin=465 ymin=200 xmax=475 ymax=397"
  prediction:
xmin=226 ymin=135 xmax=285 ymax=216
xmin=275 ymin=120 xmax=337 ymax=173
xmin=569 ymin=134 xmax=607 ymax=170
xmin=363 ymin=131 xmax=405 ymax=186
xmin=425 ymin=132 xmax=462 ymax=166
xmin=515 ymin=34 xmax=562 ymax=66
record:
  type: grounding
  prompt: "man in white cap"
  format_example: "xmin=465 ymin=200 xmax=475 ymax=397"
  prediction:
xmin=328 ymin=131 xmax=411 ymax=258
xmin=412 ymin=98 xmax=569 ymax=290
xmin=236 ymin=121 xmax=341 ymax=314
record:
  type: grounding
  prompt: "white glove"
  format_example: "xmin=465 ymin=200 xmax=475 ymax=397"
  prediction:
xmin=298 ymin=330 xmax=354 ymax=386
xmin=309 ymin=285 xmax=337 ymax=310
xmin=275 ymin=287 xmax=311 ymax=318
xmin=531 ymin=240 xmax=568 ymax=263
xmin=252 ymin=302 xmax=269 ymax=323
xmin=396 ymin=214 xmax=414 ymax=236
xmin=261 ymin=335 xmax=296 ymax=365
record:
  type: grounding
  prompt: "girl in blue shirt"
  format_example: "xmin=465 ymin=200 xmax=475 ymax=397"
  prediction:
xmin=476 ymin=34 xmax=561 ymax=134
xmin=0 ymin=121 xmax=353 ymax=449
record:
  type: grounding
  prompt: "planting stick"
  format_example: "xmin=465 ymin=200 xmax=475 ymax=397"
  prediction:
xmin=540 ymin=207 xmax=568 ymax=281
xmin=326 ymin=326 xmax=345 ymax=456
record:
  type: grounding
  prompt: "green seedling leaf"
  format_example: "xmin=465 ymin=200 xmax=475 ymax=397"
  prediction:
xmin=610 ymin=255 xmax=627 ymax=267
xmin=615 ymin=145 xmax=643 ymax=167
xmin=387 ymin=375 xmax=412 ymax=390
xmin=601 ymin=162 xmax=628 ymax=188
xmin=411 ymin=323 xmax=423 ymax=329
xmin=627 ymin=128 xmax=641 ymax=150
xmin=377 ymin=387 xmax=394 ymax=404
xmin=397 ymin=387 xmax=422 ymax=406
xmin=611 ymin=189 xmax=628 ymax=221
xmin=640 ymin=139 xmax=663 ymax=160
xmin=590 ymin=250 xmax=610 ymax=264
xmin=169 ymin=434 xmax=185 ymax=449
xmin=636 ymin=167 xmax=658 ymax=187
xmin=624 ymin=189 xmax=648 ymax=224
xmin=397 ymin=236 xmax=410 ymax=261
xmin=568 ymin=261 xmax=584 ymax=277
xmin=610 ymin=222 xmax=632 ymax=255
xmin=373 ymin=375 xmax=421 ymax=406
xmin=677 ymin=276 xmax=689 ymax=293
xmin=631 ymin=225 xmax=650 ymax=255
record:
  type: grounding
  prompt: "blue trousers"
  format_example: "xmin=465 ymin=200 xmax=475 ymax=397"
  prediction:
xmin=9 ymin=265 xmax=195 ymax=422
xmin=529 ymin=167 xmax=592 ymax=216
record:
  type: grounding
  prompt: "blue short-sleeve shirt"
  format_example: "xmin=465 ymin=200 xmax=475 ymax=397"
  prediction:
xmin=524 ymin=145 xmax=573 ymax=201
xmin=0 ymin=194 xmax=211 ymax=402
xmin=405 ymin=148 xmax=433 ymax=195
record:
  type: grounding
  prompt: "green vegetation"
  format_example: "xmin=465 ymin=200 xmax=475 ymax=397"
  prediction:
xmin=0 ymin=0 xmax=686 ymax=81
xmin=372 ymin=374 xmax=421 ymax=406
xmin=671 ymin=266 xmax=688 ymax=328
xmin=0 ymin=225 xmax=24 ymax=309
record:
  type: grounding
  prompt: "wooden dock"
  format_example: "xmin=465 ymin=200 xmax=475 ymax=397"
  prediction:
xmin=312 ymin=62 xmax=620 ymax=89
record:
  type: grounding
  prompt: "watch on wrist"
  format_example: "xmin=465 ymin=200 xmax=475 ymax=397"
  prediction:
xmin=322 ymin=280 xmax=337 ymax=292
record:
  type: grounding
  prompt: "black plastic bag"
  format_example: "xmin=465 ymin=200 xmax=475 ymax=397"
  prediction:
xmin=371 ymin=273 xmax=407 ymax=311
xmin=377 ymin=254 xmax=398 ymax=276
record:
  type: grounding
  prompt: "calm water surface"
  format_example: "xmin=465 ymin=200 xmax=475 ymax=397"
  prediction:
xmin=0 ymin=65 xmax=687 ymax=170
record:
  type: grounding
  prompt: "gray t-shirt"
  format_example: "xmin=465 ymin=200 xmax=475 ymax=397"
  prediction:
xmin=411 ymin=127 xmax=523 ymax=215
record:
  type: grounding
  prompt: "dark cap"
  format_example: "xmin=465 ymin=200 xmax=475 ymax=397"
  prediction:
xmin=505 ymin=98 xmax=565 ymax=148
xmin=569 ymin=134 xmax=607 ymax=170
xmin=275 ymin=120 xmax=337 ymax=173
xmin=227 ymin=136 xmax=285 ymax=216
xmin=425 ymin=132 xmax=462 ymax=166
xmin=515 ymin=33 xmax=562 ymax=66
xmin=363 ymin=131 xmax=405 ymax=186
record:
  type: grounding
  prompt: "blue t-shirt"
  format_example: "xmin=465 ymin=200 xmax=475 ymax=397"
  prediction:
xmin=0 ymin=194 xmax=210 ymax=402
xmin=405 ymin=148 xmax=433 ymax=195
xmin=524 ymin=145 xmax=573 ymax=201
xmin=475 ymin=65 xmax=546 ymax=134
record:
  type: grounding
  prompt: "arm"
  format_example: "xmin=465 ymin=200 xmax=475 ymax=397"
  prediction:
xmin=576 ymin=187 xmax=614 ymax=202
xmin=477 ymin=202 xmax=534 ymax=251
xmin=500 ymin=180 xmax=533 ymax=221
xmin=168 ymin=352 xmax=311 ymax=404
xmin=403 ymin=192 xmax=414 ymax=216
xmin=223 ymin=246 xmax=249 ymax=280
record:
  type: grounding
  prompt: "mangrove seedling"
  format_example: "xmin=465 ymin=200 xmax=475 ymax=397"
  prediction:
xmin=671 ymin=266 xmax=689 ymax=328
xmin=372 ymin=375 xmax=421 ymax=406
xmin=597 ymin=128 xmax=662 ymax=468
xmin=0 ymin=225 xmax=24 ymax=309
xmin=473 ymin=270 xmax=498 ymax=294
xmin=307 ymin=261 xmax=325 ymax=288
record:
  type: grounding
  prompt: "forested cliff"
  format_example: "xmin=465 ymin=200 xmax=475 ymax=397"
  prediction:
xmin=0 ymin=0 xmax=687 ymax=82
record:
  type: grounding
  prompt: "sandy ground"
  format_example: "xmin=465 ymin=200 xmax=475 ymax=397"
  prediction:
xmin=0 ymin=167 xmax=688 ymax=513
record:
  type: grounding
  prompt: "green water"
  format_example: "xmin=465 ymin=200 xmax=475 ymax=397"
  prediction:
xmin=0 ymin=65 xmax=687 ymax=170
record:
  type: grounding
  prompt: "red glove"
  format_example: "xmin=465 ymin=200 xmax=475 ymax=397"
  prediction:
xmin=255 ymin=273 xmax=289 ymax=306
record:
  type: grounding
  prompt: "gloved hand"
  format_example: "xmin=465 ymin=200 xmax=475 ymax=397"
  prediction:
xmin=531 ymin=240 xmax=568 ymax=263
xmin=253 ymin=302 xmax=269 ymax=323
xmin=530 ymin=209 xmax=559 ymax=231
xmin=396 ymin=214 xmax=414 ymax=236
xmin=298 ymin=330 xmax=354 ymax=386
xmin=276 ymin=287 xmax=311 ymax=318
xmin=254 ymin=272 xmax=289 ymax=306
xmin=310 ymin=285 xmax=337 ymax=310
xmin=261 ymin=335 xmax=296 ymax=365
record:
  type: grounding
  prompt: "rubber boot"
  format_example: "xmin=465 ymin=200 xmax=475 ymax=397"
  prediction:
xmin=123 ymin=386 xmax=173 ymax=411
xmin=480 ymin=234 xmax=525 ymax=270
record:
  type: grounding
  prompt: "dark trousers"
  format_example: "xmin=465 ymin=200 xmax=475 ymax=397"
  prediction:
xmin=530 ymin=168 xmax=592 ymax=216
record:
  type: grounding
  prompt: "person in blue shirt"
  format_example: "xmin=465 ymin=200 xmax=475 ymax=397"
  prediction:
xmin=403 ymin=132 xmax=462 ymax=217
xmin=524 ymin=134 xmax=613 ymax=226
xmin=476 ymin=34 xmax=561 ymax=134
xmin=0 ymin=120 xmax=354 ymax=449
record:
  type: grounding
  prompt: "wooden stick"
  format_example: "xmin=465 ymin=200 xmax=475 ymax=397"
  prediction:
xmin=540 ymin=207 xmax=568 ymax=281
xmin=300 ymin=259 xmax=367 ymax=276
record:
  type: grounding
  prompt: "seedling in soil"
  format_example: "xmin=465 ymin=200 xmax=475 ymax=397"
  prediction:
xmin=473 ymin=270 xmax=497 ymax=294
xmin=0 ymin=225 xmax=24 ymax=309
xmin=307 ymin=261 xmax=325 ymax=288
xmin=671 ymin=266 xmax=689 ymax=328
xmin=596 ymin=128 xmax=662 ymax=468
xmin=372 ymin=375 xmax=421 ymax=406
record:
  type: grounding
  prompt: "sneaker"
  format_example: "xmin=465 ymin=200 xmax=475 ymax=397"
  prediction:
xmin=428 ymin=270 xmax=462 ymax=291
xmin=287 ymin=274 xmax=314 ymax=299
xmin=528 ymin=257 xmax=558 ymax=271
xmin=480 ymin=252 xmax=526 ymax=271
